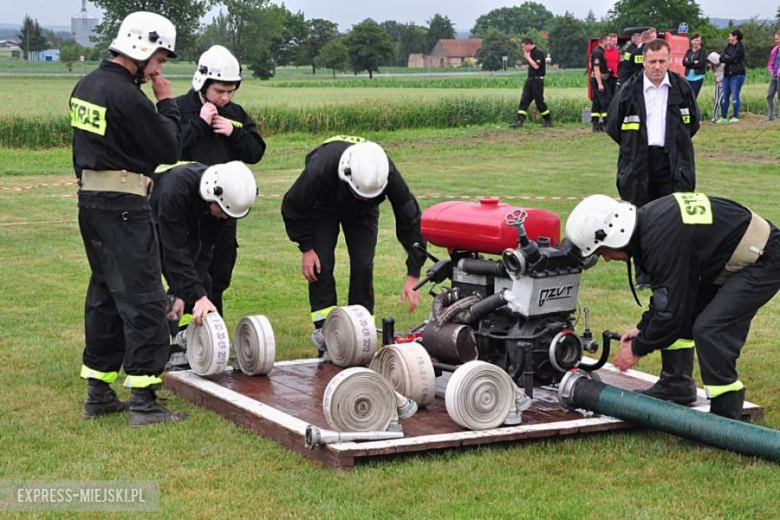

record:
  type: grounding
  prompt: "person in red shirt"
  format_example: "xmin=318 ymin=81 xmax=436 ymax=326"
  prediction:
xmin=606 ymin=33 xmax=620 ymax=95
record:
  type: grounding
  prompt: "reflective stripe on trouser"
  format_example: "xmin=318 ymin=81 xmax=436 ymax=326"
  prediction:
xmin=311 ymin=306 xmax=337 ymax=323
xmin=518 ymin=77 xmax=548 ymax=115
xmin=704 ymin=380 xmax=744 ymax=399
xmin=124 ymin=374 xmax=164 ymax=388
xmin=693 ymin=228 xmax=780 ymax=388
xmin=78 ymin=195 xmax=170 ymax=379
xmin=309 ymin=211 xmax=379 ymax=320
xmin=667 ymin=338 xmax=695 ymax=351
xmin=80 ymin=364 xmax=118 ymax=384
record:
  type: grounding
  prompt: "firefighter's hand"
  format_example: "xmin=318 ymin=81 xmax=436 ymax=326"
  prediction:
xmin=192 ymin=295 xmax=217 ymax=326
xmin=401 ymin=276 xmax=420 ymax=313
xmin=302 ymin=250 xmax=321 ymax=283
xmin=212 ymin=115 xmax=234 ymax=136
xmin=167 ymin=297 xmax=185 ymax=322
xmin=613 ymin=328 xmax=641 ymax=371
xmin=151 ymin=74 xmax=172 ymax=101
xmin=598 ymin=83 xmax=604 ymax=91
xmin=200 ymin=102 xmax=218 ymax=125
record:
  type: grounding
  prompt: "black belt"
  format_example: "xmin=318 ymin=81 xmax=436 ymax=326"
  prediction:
xmin=648 ymin=146 xmax=665 ymax=150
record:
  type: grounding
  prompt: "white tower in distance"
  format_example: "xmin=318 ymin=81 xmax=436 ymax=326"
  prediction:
xmin=71 ymin=0 xmax=99 ymax=48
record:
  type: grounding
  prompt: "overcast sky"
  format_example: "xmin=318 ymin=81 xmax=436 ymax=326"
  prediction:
xmin=1 ymin=0 xmax=777 ymax=32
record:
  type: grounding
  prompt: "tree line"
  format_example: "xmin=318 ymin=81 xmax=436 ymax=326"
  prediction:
xmin=14 ymin=0 xmax=780 ymax=77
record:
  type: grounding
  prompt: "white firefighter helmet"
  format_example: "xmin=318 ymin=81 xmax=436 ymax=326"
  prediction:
xmin=110 ymin=11 xmax=177 ymax=61
xmin=199 ymin=161 xmax=257 ymax=219
xmin=338 ymin=142 xmax=389 ymax=199
xmin=565 ymin=195 xmax=637 ymax=256
xmin=192 ymin=45 xmax=242 ymax=92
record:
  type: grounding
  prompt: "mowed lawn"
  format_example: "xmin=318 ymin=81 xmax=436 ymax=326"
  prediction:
xmin=0 ymin=120 xmax=778 ymax=518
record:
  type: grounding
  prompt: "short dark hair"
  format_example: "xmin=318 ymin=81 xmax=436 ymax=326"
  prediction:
xmin=730 ymin=29 xmax=743 ymax=41
xmin=599 ymin=33 xmax=609 ymax=43
xmin=521 ymin=38 xmax=534 ymax=45
xmin=643 ymin=38 xmax=671 ymax=56
xmin=690 ymin=33 xmax=701 ymax=40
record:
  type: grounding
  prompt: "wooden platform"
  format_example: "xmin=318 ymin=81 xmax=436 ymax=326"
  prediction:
xmin=165 ymin=359 xmax=763 ymax=469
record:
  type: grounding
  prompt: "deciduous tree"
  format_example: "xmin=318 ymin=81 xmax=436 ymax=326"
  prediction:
xmin=344 ymin=20 xmax=395 ymax=79
xmin=426 ymin=14 xmax=455 ymax=53
xmin=475 ymin=29 xmax=518 ymax=71
xmin=316 ymin=39 xmax=349 ymax=78
xmin=471 ymin=2 xmax=553 ymax=38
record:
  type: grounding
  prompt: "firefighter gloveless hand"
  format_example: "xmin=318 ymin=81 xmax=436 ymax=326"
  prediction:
xmin=402 ymin=276 xmax=420 ymax=313
xmin=613 ymin=327 xmax=642 ymax=371
xmin=192 ymin=295 xmax=218 ymax=325
xmin=150 ymin=73 xmax=172 ymax=101
xmin=302 ymin=250 xmax=321 ymax=283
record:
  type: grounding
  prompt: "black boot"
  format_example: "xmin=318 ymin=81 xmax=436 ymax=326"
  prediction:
xmin=509 ymin=116 xmax=525 ymax=129
xmin=128 ymin=386 xmax=187 ymax=427
xmin=636 ymin=348 xmax=697 ymax=405
xmin=542 ymin=116 xmax=554 ymax=128
xmin=598 ymin=120 xmax=606 ymax=132
xmin=83 ymin=379 xmax=128 ymax=419
xmin=591 ymin=120 xmax=601 ymax=132
xmin=709 ymin=388 xmax=746 ymax=420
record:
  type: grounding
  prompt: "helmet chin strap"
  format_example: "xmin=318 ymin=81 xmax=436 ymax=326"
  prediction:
xmin=627 ymin=257 xmax=643 ymax=307
xmin=132 ymin=60 xmax=148 ymax=86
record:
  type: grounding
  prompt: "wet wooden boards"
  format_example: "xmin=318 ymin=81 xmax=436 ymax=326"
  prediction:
xmin=165 ymin=359 xmax=763 ymax=469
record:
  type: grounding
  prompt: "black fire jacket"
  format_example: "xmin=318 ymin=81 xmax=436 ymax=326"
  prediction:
xmin=281 ymin=139 xmax=427 ymax=277
xmin=628 ymin=194 xmax=758 ymax=356
xmin=150 ymin=163 xmax=228 ymax=307
xmin=70 ymin=60 xmax=180 ymax=180
xmin=606 ymin=71 xmax=700 ymax=207
xmin=175 ymin=89 xmax=266 ymax=165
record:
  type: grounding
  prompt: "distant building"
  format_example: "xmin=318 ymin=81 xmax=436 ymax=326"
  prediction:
xmin=408 ymin=39 xmax=482 ymax=68
xmin=0 ymin=40 xmax=22 ymax=58
xmin=71 ymin=0 xmax=99 ymax=48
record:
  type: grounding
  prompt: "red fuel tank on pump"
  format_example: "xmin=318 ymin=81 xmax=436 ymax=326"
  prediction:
xmin=421 ymin=198 xmax=560 ymax=255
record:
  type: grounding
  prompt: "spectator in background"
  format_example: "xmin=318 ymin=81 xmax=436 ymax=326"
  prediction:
xmin=766 ymin=31 xmax=780 ymax=121
xmin=683 ymin=33 xmax=707 ymax=98
xmin=606 ymin=33 xmax=620 ymax=96
xmin=708 ymin=52 xmax=725 ymax=124
xmin=716 ymin=29 xmax=746 ymax=124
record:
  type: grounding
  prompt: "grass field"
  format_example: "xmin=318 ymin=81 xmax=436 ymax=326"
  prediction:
xmin=1 ymin=118 xmax=778 ymax=518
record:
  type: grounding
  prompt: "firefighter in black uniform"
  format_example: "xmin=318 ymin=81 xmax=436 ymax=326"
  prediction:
xmin=281 ymin=136 xmax=427 ymax=356
xmin=175 ymin=45 xmax=266 ymax=319
xmin=150 ymin=161 xmax=258 ymax=332
xmin=590 ymin=34 xmax=613 ymax=132
xmin=616 ymin=32 xmax=640 ymax=88
xmin=618 ymin=29 xmax=655 ymax=87
xmin=566 ymin=194 xmax=779 ymax=419
xmin=510 ymin=38 xmax=553 ymax=128
xmin=71 ymin=12 xmax=185 ymax=426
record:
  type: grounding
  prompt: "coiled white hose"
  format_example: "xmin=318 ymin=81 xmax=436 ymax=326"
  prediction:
xmin=322 ymin=305 xmax=377 ymax=367
xmin=370 ymin=343 xmax=436 ymax=407
xmin=322 ymin=367 xmax=399 ymax=432
xmin=445 ymin=361 xmax=517 ymax=430
xmin=234 ymin=315 xmax=275 ymax=376
xmin=186 ymin=313 xmax=231 ymax=376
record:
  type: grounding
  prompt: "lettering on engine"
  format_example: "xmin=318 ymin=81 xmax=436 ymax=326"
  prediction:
xmin=538 ymin=285 xmax=574 ymax=307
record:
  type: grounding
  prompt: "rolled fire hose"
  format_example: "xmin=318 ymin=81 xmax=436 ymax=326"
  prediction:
xmin=186 ymin=313 xmax=231 ymax=376
xmin=323 ymin=367 xmax=405 ymax=432
xmin=558 ymin=369 xmax=780 ymax=462
xmin=369 ymin=343 xmax=437 ymax=407
xmin=233 ymin=315 xmax=276 ymax=376
xmin=322 ymin=305 xmax=378 ymax=367
xmin=446 ymin=360 xmax=529 ymax=430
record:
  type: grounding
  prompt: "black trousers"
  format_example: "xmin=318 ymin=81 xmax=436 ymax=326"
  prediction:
xmin=647 ymin=147 xmax=673 ymax=202
xmin=79 ymin=203 xmax=170 ymax=378
xmin=310 ymin=212 xmax=378 ymax=324
xmin=590 ymin=77 xmax=612 ymax=119
xmin=517 ymin=77 xmax=549 ymax=116
xmin=692 ymin=229 xmax=780 ymax=387
xmin=208 ymin=218 xmax=238 ymax=316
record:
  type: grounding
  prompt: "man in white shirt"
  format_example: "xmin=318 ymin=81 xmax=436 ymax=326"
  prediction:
xmin=605 ymin=38 xmax=700 ymax=405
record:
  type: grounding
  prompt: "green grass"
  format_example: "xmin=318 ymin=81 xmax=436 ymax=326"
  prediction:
xmin=1 ymin=122 xmax=778 ymax=518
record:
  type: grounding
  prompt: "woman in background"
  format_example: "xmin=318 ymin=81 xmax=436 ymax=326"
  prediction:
xmin=717 ymin=29 xmax=746 ymax=123
xmin=683 ymin=33 xmax=707 ymax=98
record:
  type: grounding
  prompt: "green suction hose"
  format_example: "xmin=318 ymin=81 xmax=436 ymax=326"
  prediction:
xmin=558 ymin=369 xmax=780 ymax=462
